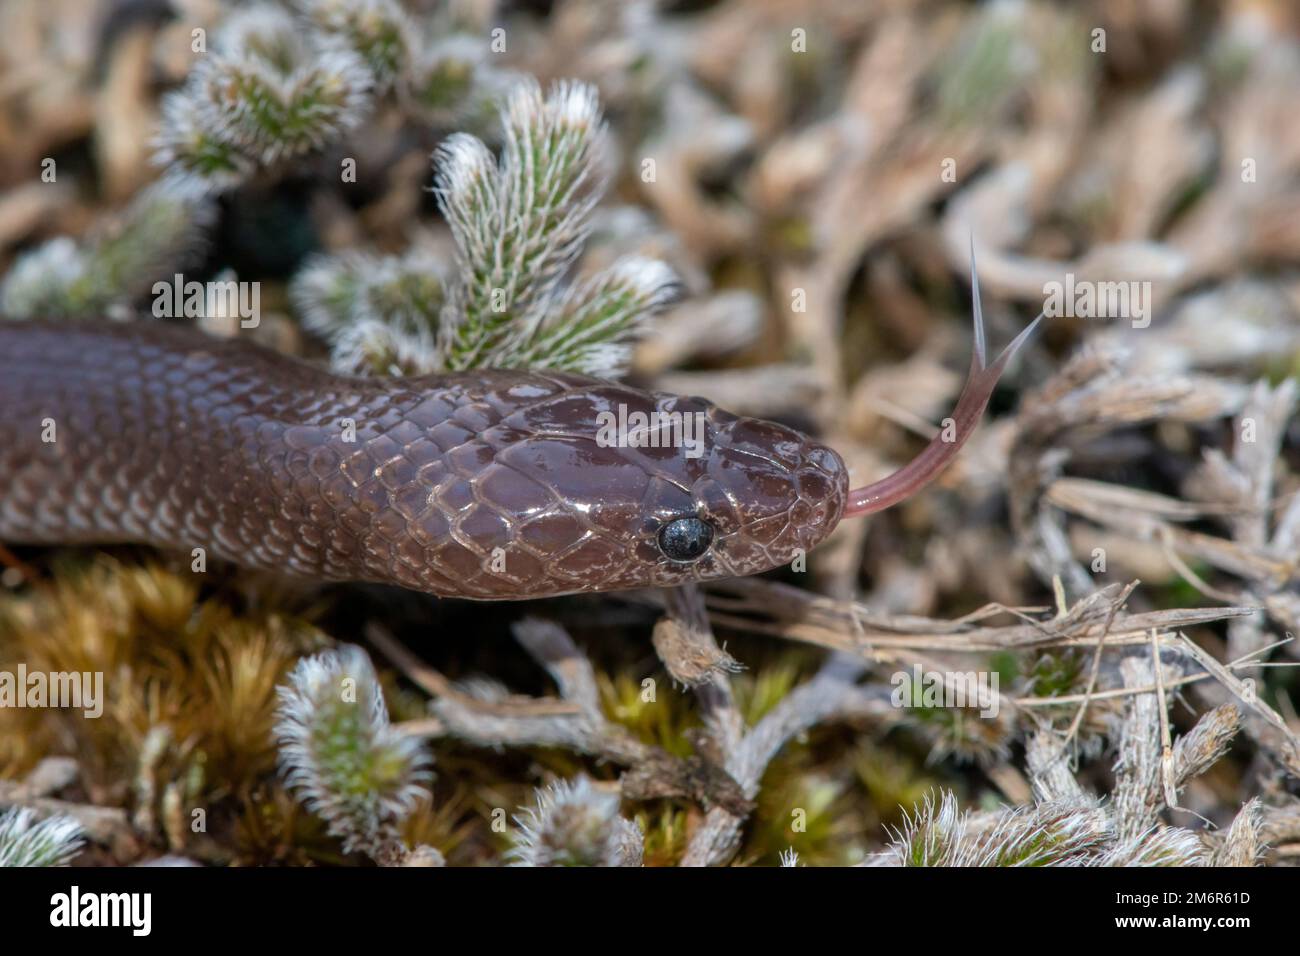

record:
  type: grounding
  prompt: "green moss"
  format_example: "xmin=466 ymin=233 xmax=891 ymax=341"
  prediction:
xmin=598 ymin=672 xmax=699 ymax=759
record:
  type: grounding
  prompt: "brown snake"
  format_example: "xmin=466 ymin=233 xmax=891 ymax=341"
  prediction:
xmin=0 ymin=281 xmax=1039 ymax=599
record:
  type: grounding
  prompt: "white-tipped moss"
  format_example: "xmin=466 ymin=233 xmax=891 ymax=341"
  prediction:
xmin=405 ymin=35 xmax=499 ymax=126
xmin=888 ymin=795 xmax=1204 ymax=867
xmin=512 ymin=256 xmax=679 ymax=378
xmin=0 ymin=238 xmax=86 ymax=320
xmin=155 ymin=93 xmax=254 ymax=191
xmin=508 ymin=776 xmax=643 ymax=867
xmin=200 ymin=46 xmax=374 ymax=166
xmin=291 ymin=247 xmax=450 ymax=374
xmin=292 ymin=80 xmax=676 ymax=379
xmin=885 ymin=789 xmax=967 ymax=866
xmin=0 ymin=808 xmax=85 ymax=867
xmin=1213 ymin=798 xmax=1263 ymax=867
xmin=0 ymin=182 xmax=215 ymax=320
xmin=154 ymin=3 xmax=507 ymax=193
xmin=156 ymin=3 xmax=373 ymax=190
xmin=885 ymin=790 xmax=1112 ymax=867
xmin=218 ymin=4 xmax=310 ymax=66
xmin=292 ymin=248 xmax=448 ymax=334
xmin=876 ymin=670 xmax=1254 ymax=868
xmin=328 ymin=318 xmax=441 ymax=377
xmin=275 ymin=644 xmax=432 ymax=859
xmin=433 ymin=133 xmax=499 ymax=236
xmin=1094 ymin=825 xmax=1208 ymax=867
xmin=968 ymin=800 xmax=1112 ymax=866
xmin=434 ymin=79 xmax=611 ymax=369
xmin=299 ymin=0 xmax=416 ymax=92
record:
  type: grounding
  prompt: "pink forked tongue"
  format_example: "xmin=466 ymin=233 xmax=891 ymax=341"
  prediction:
xmin=841 ymin=245 xmax=1045 ymax=519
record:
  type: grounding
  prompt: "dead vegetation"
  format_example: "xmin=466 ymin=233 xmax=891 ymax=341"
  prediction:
xmin=4 ymin=0 xmax=1300 ymax=866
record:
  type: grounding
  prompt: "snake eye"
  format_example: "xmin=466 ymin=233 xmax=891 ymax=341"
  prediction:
xmin=657 ymin=516 xmax=714 ymax=562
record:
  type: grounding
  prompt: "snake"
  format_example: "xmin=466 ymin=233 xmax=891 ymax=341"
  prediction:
xmin=0 ymin=284 xmax=1039 ymax=600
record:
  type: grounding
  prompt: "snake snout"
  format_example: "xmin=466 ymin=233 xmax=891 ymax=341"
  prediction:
xmin=691 ymin=418 xmax=849 ymax=579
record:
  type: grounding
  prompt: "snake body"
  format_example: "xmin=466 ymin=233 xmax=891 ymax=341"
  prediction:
xmin=0 ymin=322 xmax=848 ymax=599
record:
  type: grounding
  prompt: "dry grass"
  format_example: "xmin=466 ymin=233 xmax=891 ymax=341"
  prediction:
xmin=3 ymin=0 xmax=1300 ymax=866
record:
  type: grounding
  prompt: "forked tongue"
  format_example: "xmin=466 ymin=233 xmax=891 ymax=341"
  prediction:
xmin=841 ymin=243 xmax=1044 ymax=519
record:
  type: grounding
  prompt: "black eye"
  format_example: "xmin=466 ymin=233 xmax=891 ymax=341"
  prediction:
xmin=658 ymin=516 xmax=714 ymax=562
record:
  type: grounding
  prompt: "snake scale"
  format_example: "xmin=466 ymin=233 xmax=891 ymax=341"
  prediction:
xmin=0 ymin=293 xmax=1036 ymax=599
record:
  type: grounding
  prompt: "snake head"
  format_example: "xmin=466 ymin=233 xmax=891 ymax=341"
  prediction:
xmin=381 ymin=244 xmax=1036 ymax=599
xmin=433 ymin=373 xmax=849 ymax=598
xmin=593 ymin=386 xmax=852 ymax=590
